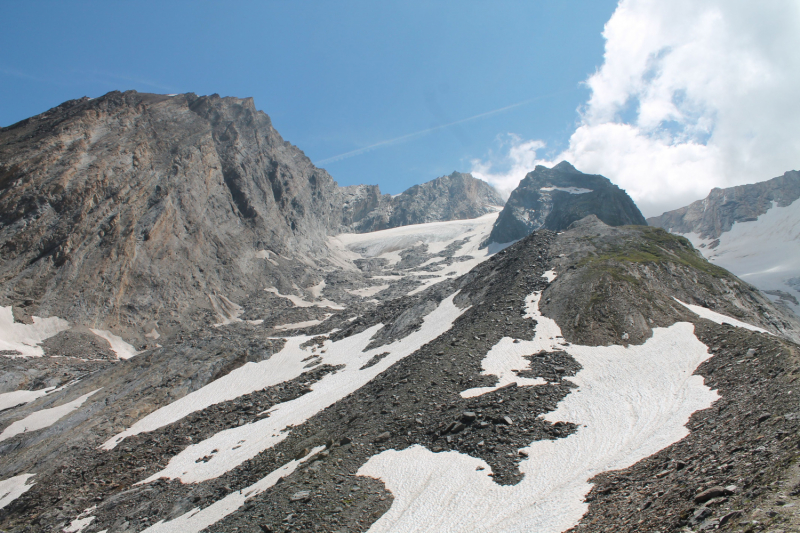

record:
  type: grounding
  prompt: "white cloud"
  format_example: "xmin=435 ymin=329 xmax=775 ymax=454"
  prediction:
xmin=472 ymin=0 xmax=800 ymax=217
xmin=470 ymin=135 xmax=545 ymax=199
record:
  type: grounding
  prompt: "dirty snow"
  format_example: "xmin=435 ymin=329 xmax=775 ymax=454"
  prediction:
xmin=0 ymin=386 xmax=56 ymax=411
xmin=674 ymin=299 xmax=769 ymax=333
xmin=0 ymin=306 xmax=70 ymax=357
xmin=358 ymin=272 xmax=718 ymax=533
xmin=255 ymin=249 xmax=279 ymax=266
xmin=676 ymin=200 xmax=800 ymax=315
xmin=0 ymin=389 xmax=101 ymax=442
xmin=90 ymin=329 xmax=141 ymax=360
xmin=540 ymin=186 xmax=593 ymax=194
xmin=0 ymin=474 xmax=35 ymax=510
xmin=131 ymin=293 xmax=466 ymax=483
xmin=141 ymin=446 xmax=324 ymax=533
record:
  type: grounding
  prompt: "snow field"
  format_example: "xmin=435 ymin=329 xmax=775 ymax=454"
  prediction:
xmin=106 ymin=293 xmax=466 ymax=483
xmin=358 ymin=271 xmax=719 ymax=533
xmin=674 ymin=299 xmax=769 ymax=333
xmin=141 ymin=446 xmax=325 ymax=533
xmin=677 ymin=200 xmax=800 ymax=315
xmin=0 ymin=474 xmax=36 ymax=511
xmin=89 ymin=329 xmax=141 ymax=360
xmin=0 ymin=306 xmax=70 ymax=357
xmin=0 ymin=389 xmax=101 ymax=442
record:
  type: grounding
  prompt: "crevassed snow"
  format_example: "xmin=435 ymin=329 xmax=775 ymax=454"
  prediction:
xmin=141 ymin=446 xmax=324 ymax=533
xmin=358 ymin=272 xmax=718 ymax=533
xmin=264 ymin=288 xmax=345 ymax=310
xmin=677 ymin=200 xmax=800 ymax=315
xmin=0 ymin=386 xmax=56 ymax=411
xmin=135 ymin=293 xmax=466 ymax=483
xmin=0 ymin=389 xmax=101 ymax=442
xmin=90 ymin=329 xmax=141 ymax=360
xmin=540 ymin=186 xmax=593 ymax=194
xmin=0 ymin=306 xmax=70 ymax=358
xmin=674 ymin=299 xmax=769 ymax=333
xmin=0 ymin=474 xmax=35 ymax=510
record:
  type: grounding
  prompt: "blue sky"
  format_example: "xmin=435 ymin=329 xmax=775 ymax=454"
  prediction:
xmin=0 ymin=1 xmax=616 ymax=195
xmin=4 ymin=1 xmax=798 ymax=215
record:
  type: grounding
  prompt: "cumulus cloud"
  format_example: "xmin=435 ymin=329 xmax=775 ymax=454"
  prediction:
xmin=472 ymin=0 xmax=800 ymax=216
xmin=470 ymin=135 xmax=545 ymax=199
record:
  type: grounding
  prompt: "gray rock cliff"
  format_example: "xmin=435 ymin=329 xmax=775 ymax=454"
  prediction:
xmin=487 ymin=161 xmax=646 ymax=244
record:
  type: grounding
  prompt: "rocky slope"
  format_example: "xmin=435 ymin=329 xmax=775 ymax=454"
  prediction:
xmin=1 ymin=213 xmax=799 ymax=533
xmin=648 ymin=171 xmax=800 ymax=315
xmin=340 ymin=171 xmax=504 ymax=233
xmin=487 ymin=161 xmax=646 ymax=245
xmin=0 ymin=92 xmax=502 ymax=348
xmin=0 ymin=91 xmax=351 ymax=345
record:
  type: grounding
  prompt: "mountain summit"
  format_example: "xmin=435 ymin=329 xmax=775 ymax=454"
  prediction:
xmin=487 ymin=162 xmax=646 ymax=244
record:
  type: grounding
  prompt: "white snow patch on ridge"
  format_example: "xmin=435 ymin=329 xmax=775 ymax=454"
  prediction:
xmin=105 ymin=293 xmax=465 ymax=485
xmin=90 ymin=329 xmax=141 ymax=360
xmin=674 ymin=299 xmax=769 ymax=333
xmin=0 ymin=306 xmax=70 ymax=358
xmin=141 ymin=446 xmax=324 ymax=533
xmin=0 ymin=474 xmax=36 ymax=510
xmin=0 ymin=389 xmax=101 ymax=442
xmin=358 ymin=272 xmax=719 ymax=533
xmin=540 ymin=186 xmax=593 ymax=194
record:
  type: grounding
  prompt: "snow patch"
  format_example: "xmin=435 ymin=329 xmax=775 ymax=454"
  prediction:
xmin=134 ymin=293 xmax=467 ymax=483
xmin=0 ymin=386 xmax=56 ymax=411
xmin=255 ymin=249 xmax=278 ymax=266
xmin=90 ymin=329 xmax=141 ymax=359
xmin=141 ymin=446 xmax=324 ymax=533
xmin=0 ymin=474 xmax=35 ymax=510
xmin=0 ymin=306 xmax=70 ymax=358
xmin=359 ymin=276 xmax=718 ymax=532
xmin=674 ymin=299 xmax=769 ymax=333
xmin=540 ymin=186 xmax=593 ymax=194
xmin=264 ymin=288 xmax=345 ymax=310
xmin=346 ymin=285 xmax=391 ymax=298
xmin=63 ymin=516 xmax=95 ymax=533
xmin=0 ymin=389 xmax=101 ymax=442
xmin=273 ymin=316 xmax=332 ymax=331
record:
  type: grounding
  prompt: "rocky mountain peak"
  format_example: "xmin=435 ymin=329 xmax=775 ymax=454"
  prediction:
xmin=340 ymin=171 xmax=504 ymax=233
xmin=486 ymin=162 xmax=646 ymax=245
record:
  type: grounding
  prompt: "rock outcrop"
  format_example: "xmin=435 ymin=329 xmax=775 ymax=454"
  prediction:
xmin=487 ymin=161 xmax=646 ymax=244
xmin=341 ymin=171 xmax=504 ymax=233
xmin=0 ymin=91 xmax=346 ymax=339
xmin=647 ymin=170 xmax=800 ymax=239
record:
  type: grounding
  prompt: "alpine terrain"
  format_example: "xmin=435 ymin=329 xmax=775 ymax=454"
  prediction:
xmin=649 ymin=171 xmax=800 ymax=316
xmin=1 ymin=91 xmax=800 ymax=533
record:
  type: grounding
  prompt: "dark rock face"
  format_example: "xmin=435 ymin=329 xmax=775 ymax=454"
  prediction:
xmin=647 ymin=170 xmax=800 ymax=239
xmin=0 ymin=91 xmax=346 ymax=339
xmin=342 ymin=172 xmax=504 ymax=233
xmin=487 ymin=161 xmax=646 ymax=244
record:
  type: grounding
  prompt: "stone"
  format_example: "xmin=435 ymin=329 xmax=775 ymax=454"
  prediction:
xmin=290 ymin=491 xmax=310 ymax=502
xmin=375 ymin=431 xmax=391 ymax=443
xmin=694 ymin=486 xmax=732 ymax=504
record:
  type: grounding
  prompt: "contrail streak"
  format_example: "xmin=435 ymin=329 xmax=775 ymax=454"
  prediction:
xmin=315 ymin=93 xmax=557 ymax=165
